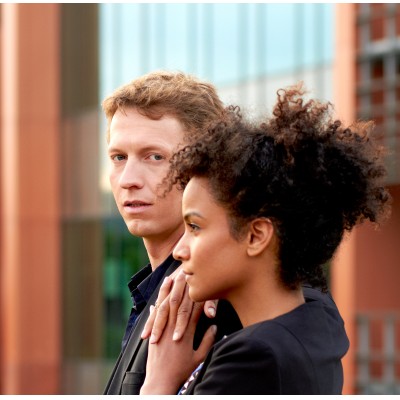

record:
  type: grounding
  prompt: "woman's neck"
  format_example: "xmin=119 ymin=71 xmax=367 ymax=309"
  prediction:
xmin=230 ymin=278 xmax=305 ymax=328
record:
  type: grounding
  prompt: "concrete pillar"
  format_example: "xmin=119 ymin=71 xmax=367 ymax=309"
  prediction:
xmin=332 ymin=3 xmax=357 ymax=395
xmin=0 ymin=4 xmax=61 ymax=394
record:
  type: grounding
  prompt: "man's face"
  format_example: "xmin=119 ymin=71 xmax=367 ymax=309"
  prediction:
xmin=108 ymin=107 xmax=185 ymax=244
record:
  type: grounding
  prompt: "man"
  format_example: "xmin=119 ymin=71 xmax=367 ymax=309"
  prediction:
xmin=102 ymin=71 xmax=242 ymax=395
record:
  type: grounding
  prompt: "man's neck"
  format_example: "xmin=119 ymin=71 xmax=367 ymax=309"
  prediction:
xmin=143 ymin=229 xmax=184 ymax=270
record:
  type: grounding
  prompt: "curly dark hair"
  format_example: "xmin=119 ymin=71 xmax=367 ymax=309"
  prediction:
xmin=167 ymin=84 xmax=392 ymax=290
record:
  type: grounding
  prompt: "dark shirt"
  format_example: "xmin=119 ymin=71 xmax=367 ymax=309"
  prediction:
xmin=121 ymin=254 xmax=175 ymax=351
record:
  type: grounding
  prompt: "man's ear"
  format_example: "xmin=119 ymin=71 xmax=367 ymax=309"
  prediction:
xmin=246 ymin=218 xmax=275 ymax=257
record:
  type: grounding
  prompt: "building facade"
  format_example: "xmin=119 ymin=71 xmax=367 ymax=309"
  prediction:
xmin=333 ymin=4 xmax=400 ymax=394
xmin=0 ymin=3 xmax=398 ymax=394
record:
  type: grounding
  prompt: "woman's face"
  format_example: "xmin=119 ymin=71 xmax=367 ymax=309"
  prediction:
xmin=173 ymin=177 xmax=250 ymax=303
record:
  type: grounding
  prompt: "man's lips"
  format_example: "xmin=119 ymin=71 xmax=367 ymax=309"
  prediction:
xmin=123 ymin=200 xmax=152 ymax=213
xmin=123 ymin=200 xmax=152 ymax=207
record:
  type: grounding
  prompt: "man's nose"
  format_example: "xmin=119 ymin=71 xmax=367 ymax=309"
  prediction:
xmin=119 ymin=158 xmax=144 ymax=189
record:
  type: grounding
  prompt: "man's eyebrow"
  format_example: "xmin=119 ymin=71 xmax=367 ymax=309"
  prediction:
xmin=107 ymin=143 xmax=169 ymax=154
xmin=139 ymin=144 xmax=169 ymax=153
xmin=107 ymin=145 xmax=122 ymax=153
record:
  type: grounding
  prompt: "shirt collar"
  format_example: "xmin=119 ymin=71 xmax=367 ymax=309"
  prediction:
xmin=127 ymin=254 xmax=178 ymax=312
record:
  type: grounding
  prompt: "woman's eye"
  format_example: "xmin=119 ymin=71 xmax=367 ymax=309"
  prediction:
xmin=188 ymin=223 xmax=200 ymax=232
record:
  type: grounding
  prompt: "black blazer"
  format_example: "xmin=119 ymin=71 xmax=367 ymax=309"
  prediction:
xmin=184 ymin=288 xmax=349 ymax=395
xmin=103 ymin=258 xmax=242 ymax=395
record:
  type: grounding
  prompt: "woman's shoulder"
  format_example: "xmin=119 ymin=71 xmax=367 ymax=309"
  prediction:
xmin=215 ymin=299 xmax=346 ymax=356
xmin=213 ymin=309 xmax=303 ymax=355
xmin=190 ymin=301 xmax=348 ymax=395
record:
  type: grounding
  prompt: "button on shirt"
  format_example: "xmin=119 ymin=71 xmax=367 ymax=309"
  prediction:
xmin=121 ymin=254 xmax=178 ymax=351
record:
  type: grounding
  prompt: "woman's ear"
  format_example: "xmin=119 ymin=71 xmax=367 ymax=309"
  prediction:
xmin=246 ymin=218 xmax=275 ymax=257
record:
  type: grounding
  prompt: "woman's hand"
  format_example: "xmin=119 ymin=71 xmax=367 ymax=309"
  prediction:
xmin=141 ymin=267 xmax=218 ymax=343
xmin=140 ymin=271 xmax=217 ymax=395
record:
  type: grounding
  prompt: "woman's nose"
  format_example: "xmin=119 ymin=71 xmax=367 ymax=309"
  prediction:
xmin=173 ymin=236 xmax=190 ymax=261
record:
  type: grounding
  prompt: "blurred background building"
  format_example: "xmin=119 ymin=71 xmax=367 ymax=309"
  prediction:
xmin=0 ymin=3 xmax=399 ymax=395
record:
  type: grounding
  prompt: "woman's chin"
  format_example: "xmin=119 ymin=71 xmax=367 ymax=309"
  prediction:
xmin=188 ymin=287 xmax=208 ymax=303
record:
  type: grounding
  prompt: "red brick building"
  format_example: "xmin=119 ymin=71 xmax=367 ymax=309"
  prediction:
xmin=333 ymin=4 xmax=400 ymax=395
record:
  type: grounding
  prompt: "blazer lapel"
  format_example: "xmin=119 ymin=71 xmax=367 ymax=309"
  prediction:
xmin=184 ymin=345 xmax=216 ymax=394
xmin=124 ymin=259 xmax=180 ymax=362
xmin=105 ymin=259 xmax=181 ymax=394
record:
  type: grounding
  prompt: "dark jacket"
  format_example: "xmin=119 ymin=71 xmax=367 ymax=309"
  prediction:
xmin=103 ymin=258 xmax=242 ymax=395
xmin=184 ymin=286 xmax=349 ymax=395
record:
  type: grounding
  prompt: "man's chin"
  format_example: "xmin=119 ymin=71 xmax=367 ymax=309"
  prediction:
xmin=125 ymin=222 xmax=146 ymax=237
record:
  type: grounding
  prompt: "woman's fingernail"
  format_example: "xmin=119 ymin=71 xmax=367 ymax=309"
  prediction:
xmin=150 ymin=334 xmax=157 ymax=344
xmin=208 ymin=307 xmax=216 ymax=317
xmin=177 ymin=270 xmax=185 ymax=279
xmin=173 ymin=331 xmax=180 ymax=341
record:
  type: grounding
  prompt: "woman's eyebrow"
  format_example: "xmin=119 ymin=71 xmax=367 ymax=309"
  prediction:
xmin=183 ymin=212 xmax=205 ymax=221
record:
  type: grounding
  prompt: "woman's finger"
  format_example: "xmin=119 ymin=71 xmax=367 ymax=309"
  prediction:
xmin=204 ymin=299 xmax=219 ymax=318
xmin=172 ymin=283 xmax=195 ymax=341
xmin=194 ymin=324 xmax=217 ymax=364
xmin=150 ymin=272 xmax=187 ymax=343
xmin=186 ymin=300 xmax=205 ymax=338
xmin=141 ymin=276 xmax=173 ymax=340
xmin=149 ymin=271 xmax=187 ymax=343
xmin=168 ymin=270 xmax=188 ymax=316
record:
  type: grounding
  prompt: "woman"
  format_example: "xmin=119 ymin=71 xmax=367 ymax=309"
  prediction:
xmin=140 ymin=85 xmax=391 ymax=395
